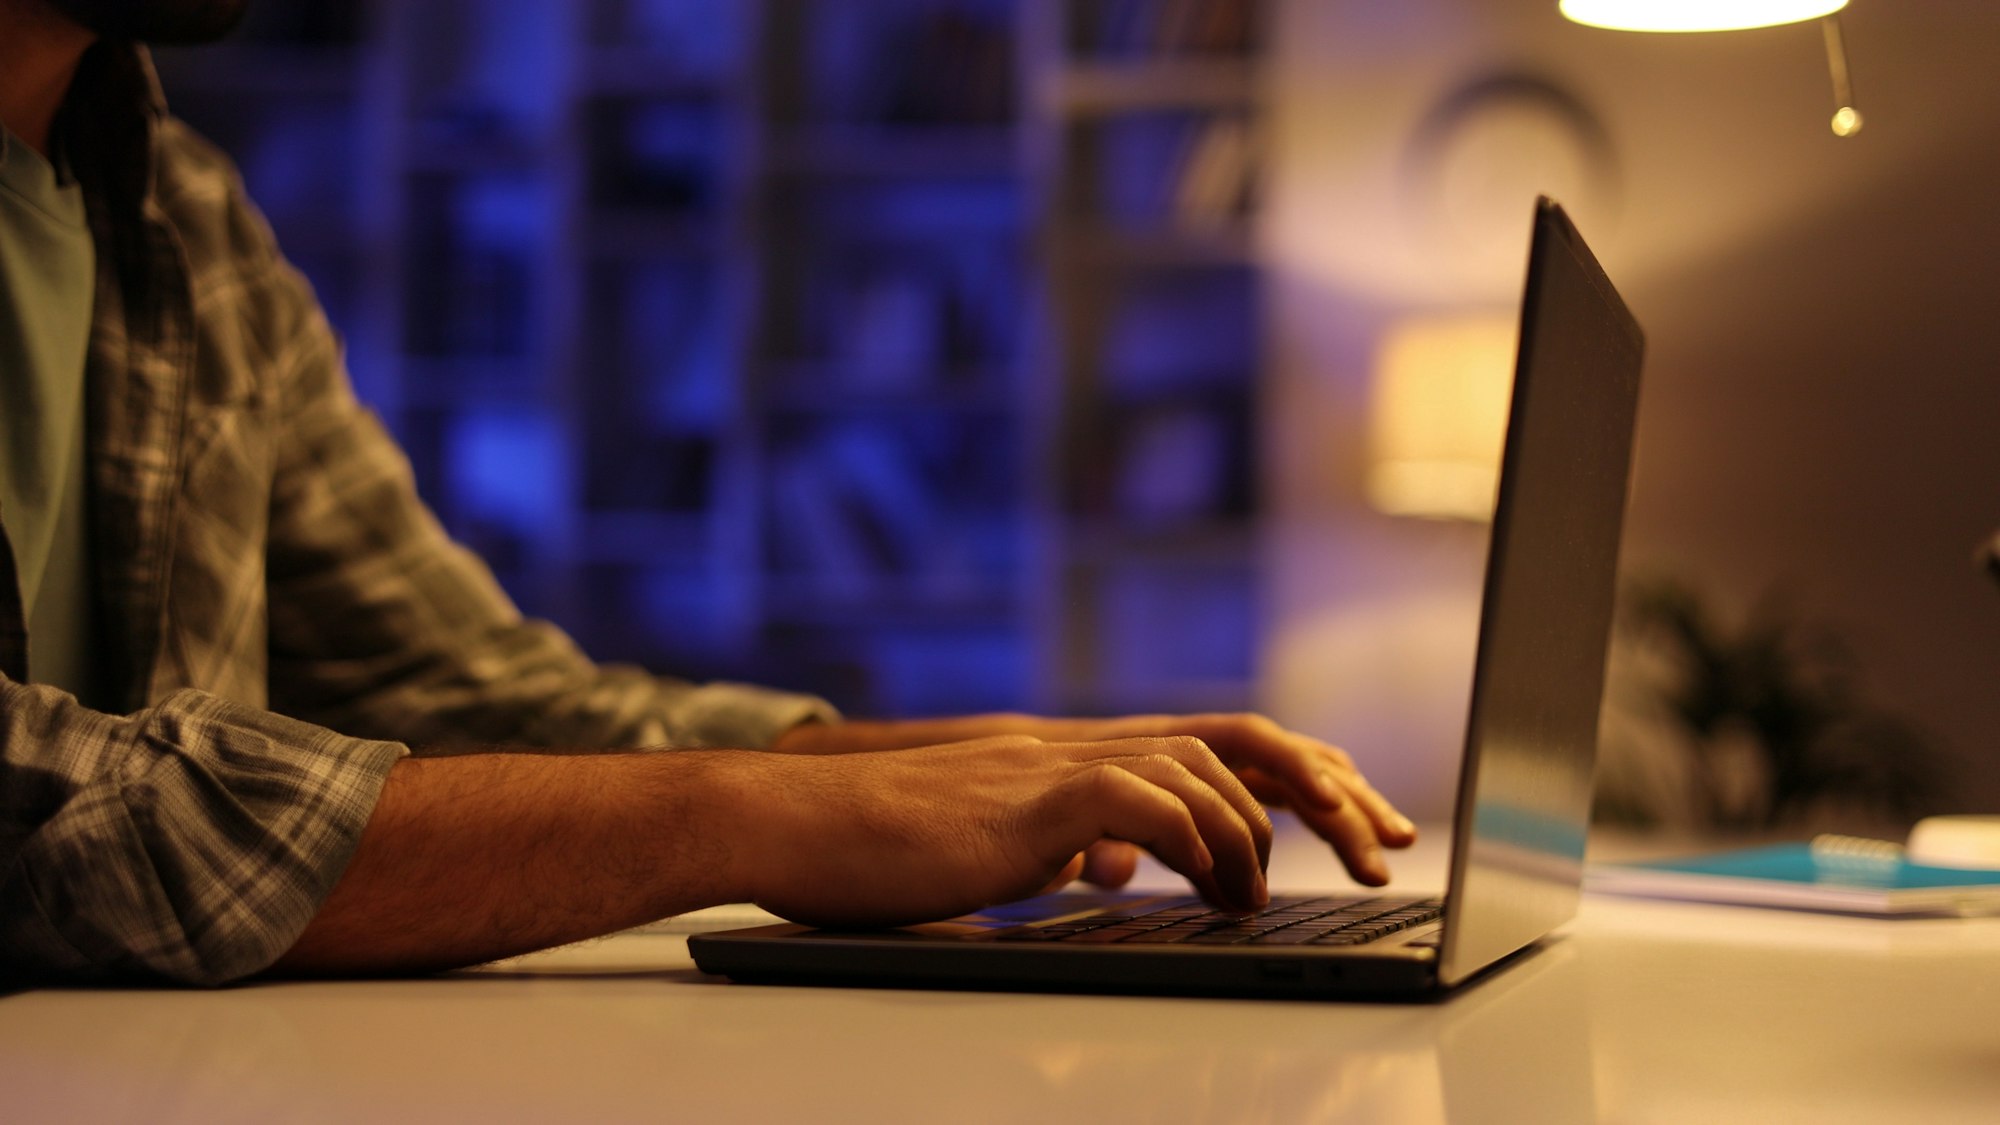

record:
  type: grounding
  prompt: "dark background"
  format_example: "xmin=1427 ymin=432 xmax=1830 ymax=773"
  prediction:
xmin=157 ymin=0 xmax=2000 ymax=825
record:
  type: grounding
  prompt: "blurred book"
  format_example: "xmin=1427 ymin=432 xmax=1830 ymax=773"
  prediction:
xmin=1109 ymin=403 xmax=1236 ymax=523
xmin=1586 ymin=841 xmax=2000 ymax=918
xmin=838 ymin=266 xmax=949 ymax=389
xmin=1089 ymin=113 xmax=1256 ymax=231
xmin=1173 ymin=117 xmax=1256 ymax=228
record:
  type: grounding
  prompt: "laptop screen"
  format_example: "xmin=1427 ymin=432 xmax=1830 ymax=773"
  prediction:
xmin=1439 ymin=199 xmax=1645 ymax=987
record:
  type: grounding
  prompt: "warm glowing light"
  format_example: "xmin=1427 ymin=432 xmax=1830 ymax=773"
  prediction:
xmin=1367 ymin=314 xmax=1517 ymax=521
xmin=1559 ymin=0 xmax=1847 ymax=33
xmin=1831 ymin=106 xmax=1863 ymax=136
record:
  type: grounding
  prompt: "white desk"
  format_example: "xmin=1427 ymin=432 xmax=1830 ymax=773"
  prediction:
xmin=6 ymin=822 xmax=1999 ymax=1124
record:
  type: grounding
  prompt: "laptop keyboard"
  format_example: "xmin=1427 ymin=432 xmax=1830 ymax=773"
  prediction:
xmin=993 ymin=895 xmax=1443 ymax=947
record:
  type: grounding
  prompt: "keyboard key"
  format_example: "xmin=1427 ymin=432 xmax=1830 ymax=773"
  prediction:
xmin=1065 ymin=928 xmax=1153 ymax=944
xmin=1012 ymin=895 xmax=1445 ymax=947
xmin=1248 ymin=920 xmax=1328 ymax=936
xmin=1120 ymin=920 xmax=1192 ymax=936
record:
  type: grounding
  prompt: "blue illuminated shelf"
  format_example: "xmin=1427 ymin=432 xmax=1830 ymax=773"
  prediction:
xmin=392 ymin=358 xmax=547 ymax=407
xmin=580 ymin=51 xmax=737 ymax=98
xmin=762 ymin=388 xmax=1019 ymax=416
xmin=398 ymin=141 xmax=550 ymax=177
xmin=570 ymin=512 xmax=716 ymax=564
xmin=582 ymin=213 xmax=723 ymax=259
xmin=761 ymin=587 xmax=1022 ymax=628
xmin=158 ymin=0 xmax=1270 ymax=719
xmin=1029 ymin=0 xmax=1271 ymax=715
xmin=764 ymin=126 xmax=1020 ymax=179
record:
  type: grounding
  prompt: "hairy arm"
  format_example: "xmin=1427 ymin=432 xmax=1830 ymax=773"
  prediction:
xmin=271 ymin=735 xmax=1272 ymax=977
xmin=270 ymin=751 xmax=738 ymax=975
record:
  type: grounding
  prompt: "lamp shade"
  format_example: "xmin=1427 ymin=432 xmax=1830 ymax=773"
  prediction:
xmin=1366 ymin=314 xmax=1517 ymax=521
xmin=1559 ymin=0 xmax=1847 ymax=33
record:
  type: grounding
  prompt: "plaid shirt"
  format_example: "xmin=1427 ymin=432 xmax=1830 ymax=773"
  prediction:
xmin=0 ymin=47 xmax=833 ymax=987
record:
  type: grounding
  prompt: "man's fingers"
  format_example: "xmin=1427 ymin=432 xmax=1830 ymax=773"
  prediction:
xmin=1229 ymin=722 xmax=1355 ymax=813
xmin=1100 ymin=754 xmax=1266 ymax=910
xmin=1035 ymin=852 xmax=1089 ymax=897
xmin=1082 ymin=840 xmax=1140 ymax=887
xmin=1053 ymin=765 xmax=1212 ymax=881
xmin=1343 ymin=770 xmax=1418 ymax=847
xmin=1232 ymin=765 xmax=1293 ymax=807
xmin=1045 ymin=763 xmax=1265 ymax=912
xmin=1056 ymin=736 xmax=1273 ymax=871
xmin=1293 ymin=789 xmax=1395 ymax=886
xmin=1227 ymin=723 xmax=1364 ymax=817
xmin=1197 ymin=719 xmax=1418 ymax=850
xmin=1301 ymin=745 xmax=1417 ymax=848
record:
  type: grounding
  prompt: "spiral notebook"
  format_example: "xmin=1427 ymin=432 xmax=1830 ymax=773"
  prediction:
xmin=1586 ymin=841 xmax=2000 ymax=918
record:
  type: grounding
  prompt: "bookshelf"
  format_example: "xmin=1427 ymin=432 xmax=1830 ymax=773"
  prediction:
xmin=1028 ymin=0 xmax=1269 ymax=714
xmin=155 ymin=0 xmax=1269 ymax=720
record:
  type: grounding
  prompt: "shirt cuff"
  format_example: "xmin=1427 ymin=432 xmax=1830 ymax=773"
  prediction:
xmin=10 ymin=690 xmax=408 ymax=985
xmin=663 ymin=681 xmax=842 ymax=749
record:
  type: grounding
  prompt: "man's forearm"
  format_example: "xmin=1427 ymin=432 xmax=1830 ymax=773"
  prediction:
xmin=271 ymin=750 xmax=748 ymax=976
xmin=271 ymin=733 xmax=1280 ymax=976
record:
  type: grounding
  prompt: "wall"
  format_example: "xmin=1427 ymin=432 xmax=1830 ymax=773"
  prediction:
xmin=1260 ymin=0 xmax=2000 ymax=821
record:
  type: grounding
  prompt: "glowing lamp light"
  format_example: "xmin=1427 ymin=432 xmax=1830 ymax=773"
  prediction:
xmin=1558 ymin=0 xmax=1847 ymax=34
xmin=1560 ymin=0 xmax=1862 ymax=137
xmin=1366 ymin=314 xmax=1518 ymax=522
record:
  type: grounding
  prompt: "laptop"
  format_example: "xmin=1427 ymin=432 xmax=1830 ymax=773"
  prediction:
xmin=691 ymin=197 xmax=1645 ymax=999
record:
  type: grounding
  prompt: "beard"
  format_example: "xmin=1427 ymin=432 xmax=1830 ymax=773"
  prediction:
xmin=46 ymin=0 xmax=252 ymax=44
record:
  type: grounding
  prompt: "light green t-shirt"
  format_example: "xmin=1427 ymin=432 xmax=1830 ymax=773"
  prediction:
xmin=0 ymin=125 xmax=99 ymax=705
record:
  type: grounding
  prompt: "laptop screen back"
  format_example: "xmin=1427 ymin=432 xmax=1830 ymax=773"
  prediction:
xmin=1438 ymin=199 xmax=1645 ymax=987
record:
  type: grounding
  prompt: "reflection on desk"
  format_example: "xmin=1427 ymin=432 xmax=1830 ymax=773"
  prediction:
xmin=3 ymin=823 xmax=1998 ymax=1123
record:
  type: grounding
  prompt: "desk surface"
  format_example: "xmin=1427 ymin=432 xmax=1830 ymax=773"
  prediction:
xmin=7 ymin=822 xmax=2000 ymax=1124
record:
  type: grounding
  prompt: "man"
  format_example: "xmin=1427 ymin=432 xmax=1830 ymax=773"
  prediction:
xmin=0 ymin=0 xmax=1415 ymax=986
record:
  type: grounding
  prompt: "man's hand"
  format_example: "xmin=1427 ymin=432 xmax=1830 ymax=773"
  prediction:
xmin=774 ymin=712 xmax=1415 ymax=887
xmin=724 ymin=736 xmax=1272 ymax=927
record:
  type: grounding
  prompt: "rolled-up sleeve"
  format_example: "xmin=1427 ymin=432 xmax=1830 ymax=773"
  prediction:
xmin=0 ymin=682 xmax=405 ymax=986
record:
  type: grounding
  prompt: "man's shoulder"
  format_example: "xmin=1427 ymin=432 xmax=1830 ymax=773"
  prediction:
xmin=149 ymin=115 xmax=285 ymax=275
xmin=139 ymin=113 xmax=337 ymax=405
xmin=154 ymin=115 xmax=239 ymax=191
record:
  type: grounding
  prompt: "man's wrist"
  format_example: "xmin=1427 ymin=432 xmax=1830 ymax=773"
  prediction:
xmin=677 ymin=748 xmax=840 ymax=911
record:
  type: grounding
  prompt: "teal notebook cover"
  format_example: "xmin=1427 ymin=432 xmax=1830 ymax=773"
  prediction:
xmin=1587 ymin=843 xmax=2000 ymax=916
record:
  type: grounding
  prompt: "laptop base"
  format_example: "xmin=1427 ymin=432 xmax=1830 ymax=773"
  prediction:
xmin=691 ymin=890 xmax=1452 ymax=1000
xmin=694 ymin=926 xmax=1443 ymax=1001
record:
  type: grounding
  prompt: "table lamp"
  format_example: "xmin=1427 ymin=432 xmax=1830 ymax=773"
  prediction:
xmin=1559 ymin=0 xmax=1862 ymax=136
xmin=1365 ymin=313 xmax=1517 ymax=521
